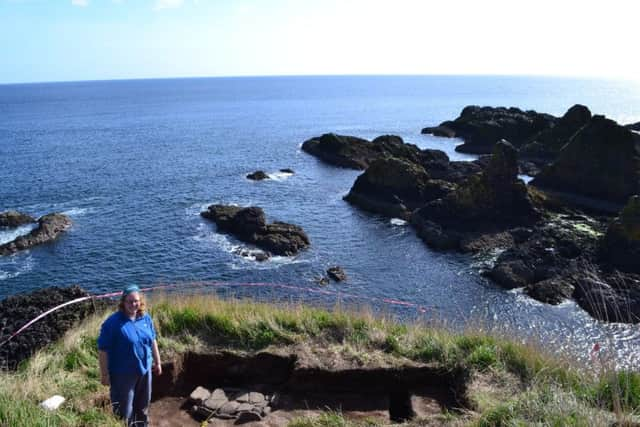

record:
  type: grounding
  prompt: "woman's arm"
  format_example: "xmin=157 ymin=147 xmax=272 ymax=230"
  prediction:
xmin=98 ymin=350 xmax=110 ymax=386
xmin=151 ymin=340 xmax=162 ymax=376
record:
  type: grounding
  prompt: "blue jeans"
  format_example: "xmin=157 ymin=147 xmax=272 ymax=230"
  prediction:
xmin=109 ymin=370 xmax=151 ymax=427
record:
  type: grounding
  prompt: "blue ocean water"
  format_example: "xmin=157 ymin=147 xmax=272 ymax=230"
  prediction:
xmin=1 ymin=75 xmax=640 ymax=366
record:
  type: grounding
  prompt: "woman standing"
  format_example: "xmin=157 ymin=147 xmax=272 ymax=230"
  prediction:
xmin=98 ymin=285 xmax=162 ymax=427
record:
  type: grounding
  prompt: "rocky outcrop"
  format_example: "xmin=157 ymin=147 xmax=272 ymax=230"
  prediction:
xmin=410 ymin=142 xmax=541 ymax=252
xmin=531 ymin=115 xmax=640 ymax=204
xmin=486 ymin=214 xmax=603 ymax=293
xmin=0 ymin=211 xmax=36 ymax=228
xmin=421 ymin=106 xmax=556 ymax=154
xmin=525 ymin=278 xmax=575 ymax=305
xmin=572 ymin=270 xmax=640 ymax=323
xmin=412 ymin=141 xmax=540 ymax=233
xmin=519 ymin=104 xmax=592 ymax=161
xmin=599 ymin=196 xmax=640 ymax=273
xmin=301 ymin=133 xmax=450 ymax=170
xmin=301 ymin=133 xmax=390 ymax=170
xmin=326 ymin=266 xmax=347 ymax=282
xmin=302 ymin=132 xmax=485 ymax=186
xmin=201 ymin=205 xmax=309 ymax=256
xmin=626 ymin=122 xmax=640 ymax=132
xmin=344 ymin=157 xmax=455 ymax=219
xmin=247 ymin=171 xmax=269 ymax=181
xmin=0 ymin=286 xmax=103 ymax=369
xmin=0 ymin=213 xmax=72 ymax=256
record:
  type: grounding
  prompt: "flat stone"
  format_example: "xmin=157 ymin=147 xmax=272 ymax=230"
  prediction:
xmin=237 ymin=403 xmax=253 ymax=412
xmin=210 ymin=388 xmax=228 ymax=400
xmin=235 ymin=393 xmax=250 ymax=403
xmin=218 ymin=401 xmax=241 ymax=417
xmin=203 ymin=397 xmax=228 ymax=411
xmin=262 ymin=406 xmax=272 ymax=416
xmin=248 ymin=392 xmax=266 ymax=405
xmin=189 ymin=386 xmax=211 ymax=404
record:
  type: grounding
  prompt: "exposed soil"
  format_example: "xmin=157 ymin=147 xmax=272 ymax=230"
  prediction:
xmin=149 ymin=349 xmax=468 ymax=426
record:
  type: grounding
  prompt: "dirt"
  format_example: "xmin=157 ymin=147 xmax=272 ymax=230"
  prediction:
xmin=147 ymin=348 xmax=469 ymax=426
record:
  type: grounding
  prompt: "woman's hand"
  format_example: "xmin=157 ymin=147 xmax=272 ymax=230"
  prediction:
xmin=152 ymin=362 xmax=162 ymax=376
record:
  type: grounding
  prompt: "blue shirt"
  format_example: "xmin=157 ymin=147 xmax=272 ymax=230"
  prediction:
xmin=97 ymin=311 xmax=156 ymax=375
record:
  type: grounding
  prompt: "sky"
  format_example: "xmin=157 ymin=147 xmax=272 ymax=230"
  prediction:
xmin=1 ymin=0 xmax=639 ymax=84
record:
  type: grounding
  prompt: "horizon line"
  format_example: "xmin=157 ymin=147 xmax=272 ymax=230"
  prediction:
xmin=0 ymin=72 xmax=629 ymax=87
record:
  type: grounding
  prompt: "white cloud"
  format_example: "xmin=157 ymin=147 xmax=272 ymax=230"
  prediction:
xmin=154 ymin=0 xmax=183 ymax=10
xmin=71 ymin=0 xmax=88 ymax=6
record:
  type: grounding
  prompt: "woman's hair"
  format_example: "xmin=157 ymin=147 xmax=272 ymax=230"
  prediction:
xmin=118 ymin=291 xmax=146 ymax=317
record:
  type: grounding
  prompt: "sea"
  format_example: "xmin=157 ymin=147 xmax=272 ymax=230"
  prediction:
xmin=1 ymin=75 xmax=640 ymax=368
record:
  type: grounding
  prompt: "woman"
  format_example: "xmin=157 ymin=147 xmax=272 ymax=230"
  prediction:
xmin=98 ymin=285 xmax=162 ymax=427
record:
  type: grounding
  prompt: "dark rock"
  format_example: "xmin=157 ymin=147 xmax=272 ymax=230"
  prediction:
xmin=432 ymin=160 xmax=484 ymax=184
xmin=201 ymin=205 xmax=309 ymax=256
xmin=531 ymin=115 xmax=640 ymax=204
xmin=510 ymin=227 xmax=534 ymax=244
xmin=236 ymin=410 xmax=262 ymax=423
xmin=0 ymin=213 xmax=72 ymax=256
xmin=0 ymin=210 xmax=36 ymax=228
xmin=0 ymin=286 xmax=102 ymax=370
xmin=488 ymin=215 xmax=603 ymax=290
xmin=520 ymin=104 xmax=592 ymax=161
xmin=301 ymin=133 xmax=385 ymax=169
xmin=525 ymin=278 xmax=574 ymax=305
xmin=625 ymin=122 xmax=640 ymax=132
xmin=301 ymin=133 xmax=450 ymax=171
xmin=279 ymin=168 xmax=295 ymax=174
xmin=487 ymin=259 xmax=535 ymax=289
xmin=247 ymin=171 xmax=269 ymax=181
xmin=316 ymin=277 xmax=330 ymax=286
xmin=572 ymin=273 xmax=640 ymax=323
xmin=409 ymin=217 xmax=461 ymax=250
xmin=190 ymin=404 xmax=215 ymax=420
xmin=327 ymin=266 xmax=347 ymax=282
xmin=344 ymin=157 xmax=455 ymax=219
xmin=234 ymin=248 xmax=271 ymax=262
xmin=518 ymin=161 xmax=541 ymax=177
xmin=422 ymin=106 xmax=556 ymax=154
xmin=412 ymin=141 xmax=540 ymax=229
xmin=599 ymin=195 xmax=640 ymax=273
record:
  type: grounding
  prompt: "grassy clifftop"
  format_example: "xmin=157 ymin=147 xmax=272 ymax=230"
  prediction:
xmin=1 ymin=293 xmax=638 ymax=426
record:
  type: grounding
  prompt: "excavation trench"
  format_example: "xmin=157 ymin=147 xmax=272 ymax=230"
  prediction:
xmin=150 ymin=351 xmax=469 ymax=426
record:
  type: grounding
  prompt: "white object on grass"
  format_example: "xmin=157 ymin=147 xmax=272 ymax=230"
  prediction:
xmin=40 ymin=395 xmax=65 ymax=411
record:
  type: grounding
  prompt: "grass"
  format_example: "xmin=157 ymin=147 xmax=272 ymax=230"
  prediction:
xmin=1 ymin=292 xmax=639 ymax=426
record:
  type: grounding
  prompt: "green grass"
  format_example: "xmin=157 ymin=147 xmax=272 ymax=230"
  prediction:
xmin=0 ymin=293 xmax=638 ymax=426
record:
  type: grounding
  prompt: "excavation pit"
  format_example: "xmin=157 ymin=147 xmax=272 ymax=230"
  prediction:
xmin=149 ymin=351 xmax=468 ymax=426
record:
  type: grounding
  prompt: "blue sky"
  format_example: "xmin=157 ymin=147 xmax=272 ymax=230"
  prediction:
xmin=1 ymin=0 xmax=639 ymax=84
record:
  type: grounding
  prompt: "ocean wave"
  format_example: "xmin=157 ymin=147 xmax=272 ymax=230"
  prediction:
xmin=185 ymin=203 xmax=214 ymax=218
xmin=0 ymin=224 xmax=37 ymax=245
xmin=390 ymin=218 xmax=407 ymax=226
xmin=0 ymin=254 xmax=34 ymax=281
xmin=193 ymin=223 xmax=309 ymax=269
xmin=61 ymin=207 xmax=92 ymax=217
xmin=267 ymin=171 xmax=294 ymax=181
xmin=228 ymin=254 xmax=310 ymax=270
